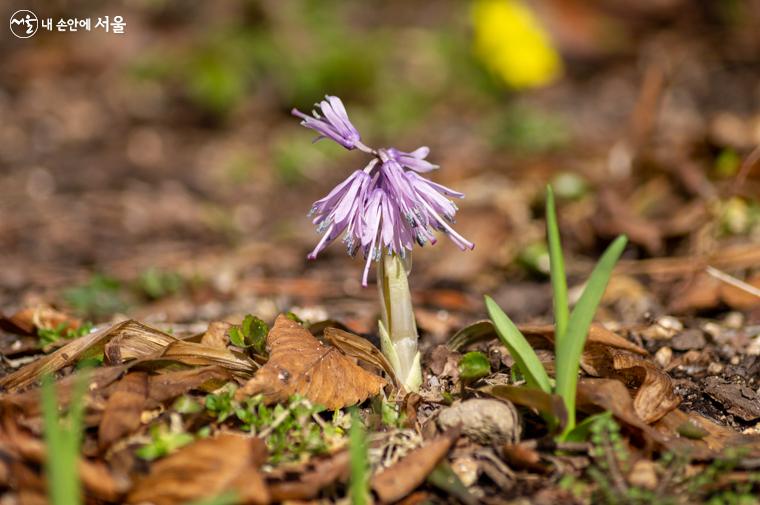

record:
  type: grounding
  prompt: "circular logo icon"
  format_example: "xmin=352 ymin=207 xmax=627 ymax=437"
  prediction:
xmin=9 ymin=9 xmax=38 ymax=39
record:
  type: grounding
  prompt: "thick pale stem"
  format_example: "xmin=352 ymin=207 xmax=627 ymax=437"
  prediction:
xmin=377 ymin=252 xmax=422 ymax=392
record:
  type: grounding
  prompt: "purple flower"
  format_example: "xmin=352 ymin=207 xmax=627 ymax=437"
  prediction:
xmin=297 ymin=97 xmax=474 ymax=286
xmin=292 ymin=96 xmax=363 ymax=150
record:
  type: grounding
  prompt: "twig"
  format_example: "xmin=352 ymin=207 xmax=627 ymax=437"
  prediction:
xmin=733 ymin=145 xmax=760 ymax=193
xmin=705 ymin=266 xmax=760 ymax=299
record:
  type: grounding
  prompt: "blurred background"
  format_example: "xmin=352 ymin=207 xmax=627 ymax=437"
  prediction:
xmin=1 ymin=0 xmax=759 ymax=335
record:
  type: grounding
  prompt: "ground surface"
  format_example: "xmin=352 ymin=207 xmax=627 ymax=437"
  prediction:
xmin=1 ymin=1 xmax=759 ymax=503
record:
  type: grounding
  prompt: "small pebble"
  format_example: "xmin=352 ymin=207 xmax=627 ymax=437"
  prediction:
xmin=451 ymin=457 xmax=479 ymax=487
xmin=438 ymin=398 xmax=521 ymax=445
xmin=731 ymin=356 xmax=741 ymax=365
xmin=642 ymin=316 xmax=683 ymax=340
xmin=654 ymin=347 xmax=673 ymax=368
xmin=671 ymin=329 xmax=707 ymax=351
xmin=747 ymin=336 xmax=760 ymax=356
xmin=724 ymin=311 xmax=745 ymax=329
xmin=707 ymin=362 xmax=725 ymax=375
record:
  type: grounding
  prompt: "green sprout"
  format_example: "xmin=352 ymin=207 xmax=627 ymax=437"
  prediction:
xmin=228 ymin=314 xmax=268 ymax=355
xmin=349 ymin=408 xmax=370 ymax=505
xmin=136 ymin=424 xmax=195 ymax=461
xmin=459 ymin=351 xmax=491 ymax=383
xmin=485 ymin=185 xmax=627 ymax=438
xmin=41 ymin=370 xmax=89 ymax=505
xmin=38 ymin=321 xmax=93 ymax=347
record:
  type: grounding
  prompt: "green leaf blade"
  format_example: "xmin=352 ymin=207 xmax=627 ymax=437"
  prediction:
xmin=545 ymin=185 xmax=569 ymax=342
xmin=555 ymin=235 xmax=627 ymax=436
xmin=485 ymin=296 xmax=551 ymax=393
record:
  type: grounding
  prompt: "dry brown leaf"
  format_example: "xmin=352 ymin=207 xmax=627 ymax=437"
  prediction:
xmin=160 ymin=340 xmax=256 ymax=376
xmin=266 ymin=450 xmax=350 ymax=502
xmin=0 ymin=416 xmax=127 ymax=501
xmin=0 ymin=320 xmax=167 ymax=391
xmin=582 ymin=348 xmax=679 ymax=423
xmin=371 ymin=428 xmax=459 ymax=504
xmin=146 ymin=366 xmax=232 ymax=405
xmin=1 ymin=365 xmax=127 ymax=418
xmin=104 ymin=322 xmax=178 ymax=364
xmin=237 ymin=316 xmax=385 ymax=409
xmin=0 ymin=305 xmax=81 ymax=335
xmin=519 ymin=323 xmax=647 ymax=356
xmin=98 ymin=372 xmax=148 ymax=450
xmin=323 ymin=327 xmax=399 ymax=388
xmin=576 ymin=378 xmax=665 ymax=443
xmin=127 ymin=433 xmax=269 ymax=505
xmin=200 ymin=321 xmax=233 ymax=349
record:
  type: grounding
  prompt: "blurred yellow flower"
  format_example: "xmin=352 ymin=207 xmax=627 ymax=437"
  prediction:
xmin=471 ymin=0 xmax=562 ymax=89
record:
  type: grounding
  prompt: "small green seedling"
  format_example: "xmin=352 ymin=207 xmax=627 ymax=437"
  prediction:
xmin=41 ymin=370 xmax=89 ymax=505
xmin=459 ymin=351 xmax=491 ymax=383
xmin=136 ymin=423 xmax=195 ymax=461
xmin=38 ymin=321 xmax=93 ymax=347
xmin=228 ymin=314 xmax=268 ymax=355
xmin=486 ymin=185 xmax=627 ymax=438
xmin=349 ymin=408 xmax=369 ymax=505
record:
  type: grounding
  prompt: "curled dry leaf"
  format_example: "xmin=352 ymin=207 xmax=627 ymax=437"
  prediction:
xmin=323 ymin=327 xmax=399 ymax=388
xmin=266 ymin=450 xmax=350 ymax=502
xmin=237 ymin=316 xmax=386 ymax=409
xmin=582 ymin=348 xmax=679 ymax=423
xmin=98 ymin=372 xmax=148 ymax=450
xmin=160 ymin=340 xmax=256 ymax=376
xmin=127 ymin=433 xmax=269 ymax=505
xmin=371 ymin=428 xmax=459 ymax=504
xmin=0 ymin=320 xmax=169 ymax=391
xmin=104 ymin=322 xmax=178 ymax=364
xmin=146 ymin=366 xmax=232 ymax=405
xmin=0 ymin=305 xmax=81 ymax=335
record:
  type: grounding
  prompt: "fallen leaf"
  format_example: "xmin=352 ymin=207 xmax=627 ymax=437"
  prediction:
xmin=127 ymin=433 xmax=269 ymax=505
xmin=719 ymin=273 xmax=760 ymax=310
xmin=146 ymin=366 xmax=232 ymax=405
xmin=323 ymin=327 xmax=399 ymax=388
xmin=0 ymin=305 xmax=81 ymax=335
xmin=98 ymin=372 xmax=148 ymax=450
xmin=104 ymin=322 xmax=178 ymax=365
xmin=371 ymin=429 xmax=458 ymax=504
xmin=237 ymin=315 xmax=385 ymax=409
xmin=200 ymin=321 xmax=232 ymax=349
xmin=582 ymin=348 xmax=680 ymax=423
xmin=0 ymin=320 xmax=162 ymax=391
xmin=266 ymin=450 xmax=350 ymax=501
xmin=0 ymin=415 xmax=127 ymax=501
xmin=576 ymin=378 xmax=665 ymax=444
xmin=161 ymin=340 xmax=256 ymax=376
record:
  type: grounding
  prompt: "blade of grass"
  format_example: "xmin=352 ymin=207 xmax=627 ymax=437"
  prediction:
xmin=485 ymin=296 xmax=551 ymax=393
xmin=545 ymin=185 xmax=568 ymax=341
xmin=42 ymin=372 xmax=88 ymax=505
xmin=555 ymin=235 xmax=627 ymax=436
xmin=349 ymin=408 xmax=369 ymax=505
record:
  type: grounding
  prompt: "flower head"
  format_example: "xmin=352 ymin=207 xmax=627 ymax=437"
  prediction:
xmin=291 ymin=95 xmax=363 ymax=150
xmin=298 ymin=97 xmax=474 ymax=286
